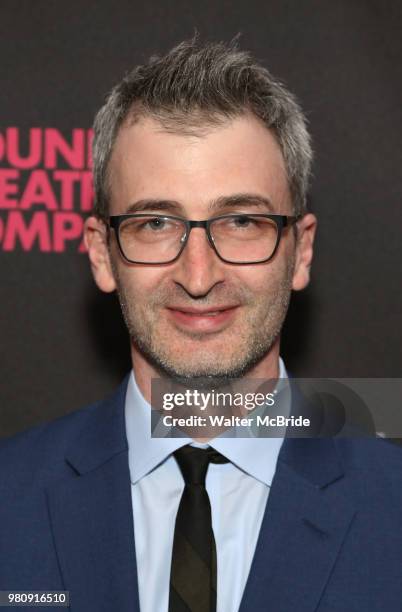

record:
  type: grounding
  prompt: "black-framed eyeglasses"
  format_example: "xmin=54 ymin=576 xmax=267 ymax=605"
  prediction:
xmin=107 ymin=213 xmax=301 ymax=265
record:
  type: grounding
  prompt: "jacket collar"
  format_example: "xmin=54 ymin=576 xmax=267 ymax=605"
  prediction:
xmin=64 ymin=374 xmax=130 ymax=476
xmin=64 ymin=372 xmax=345 ymax=489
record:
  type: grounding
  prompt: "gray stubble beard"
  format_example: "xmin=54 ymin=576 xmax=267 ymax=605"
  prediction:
xmin=113 ymin=254 xmax=295 ymax=386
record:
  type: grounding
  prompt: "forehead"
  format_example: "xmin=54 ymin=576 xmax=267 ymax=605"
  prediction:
xmin=108 ymin=114 xmax=291 ymax=215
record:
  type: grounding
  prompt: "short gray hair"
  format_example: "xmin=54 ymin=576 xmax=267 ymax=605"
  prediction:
xmin=92 ymin=37 xmax=313 ymax=219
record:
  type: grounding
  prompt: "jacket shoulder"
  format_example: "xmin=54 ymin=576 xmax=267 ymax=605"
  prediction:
xmin=0 ymin=376 xmax=129 ymax=487
xmin=0 ymin=400 xmax=100 ymax=485
xmin=335 ymin=436 xmax=402 ymax=469
xmin=334 ymin=436 xmax=402 ymax=502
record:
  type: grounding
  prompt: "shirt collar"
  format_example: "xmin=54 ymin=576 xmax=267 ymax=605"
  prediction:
xmin=125 ymin=358 xmax=288 ymax=487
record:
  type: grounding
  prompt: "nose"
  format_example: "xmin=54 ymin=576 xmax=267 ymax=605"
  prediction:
xmin=172 ymin=227 xmax=225 ymax=297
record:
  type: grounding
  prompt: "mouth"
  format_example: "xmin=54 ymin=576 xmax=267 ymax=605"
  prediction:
xmin=166 ymin=305 xmax=239 ymax=332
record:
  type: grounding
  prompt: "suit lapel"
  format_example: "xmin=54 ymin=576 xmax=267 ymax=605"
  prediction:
xmin=46 ymin=378 xmax=140 ymax=612
xmin=239 ymin=438 xmax=357 ymax=612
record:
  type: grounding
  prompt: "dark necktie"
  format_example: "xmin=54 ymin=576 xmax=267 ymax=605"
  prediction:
xmin=169 ymin=445 xmax=229 ymax=612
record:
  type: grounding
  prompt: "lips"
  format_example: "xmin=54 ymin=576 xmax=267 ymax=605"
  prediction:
xmin=168 ymin=306 xmax=237 ymax=315
xmin=166 ymin=305 xmax=239 ymax=332
xmin=182 ymin=311 xmax=222 ymax=317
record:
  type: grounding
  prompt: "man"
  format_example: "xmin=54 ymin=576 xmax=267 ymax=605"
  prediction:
xmin=1 ymin=38 xmax=402 ymax=612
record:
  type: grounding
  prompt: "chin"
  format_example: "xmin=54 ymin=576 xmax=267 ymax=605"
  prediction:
xmin=148 ymin=344 xmax=239 ymax=378
xmin=168 ymin=355 xmax=234 ymax=376
xmin=159 ymin=346 xmax=257 ymax=380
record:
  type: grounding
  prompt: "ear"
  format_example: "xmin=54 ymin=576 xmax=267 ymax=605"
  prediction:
xmin=292 ymin=213 xmax=317 ymax=291
xmin=84 ymin=216 xmax=117 ymax=293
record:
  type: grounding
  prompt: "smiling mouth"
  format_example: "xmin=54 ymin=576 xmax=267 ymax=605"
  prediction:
xmin=168 ymin=304 xmax=238 ymax=316
xmin=166 ymin=305 xmax=239 ymax=330
xmin=167 ymin=306 xmax=238 ymax=315
xmin=186 ymin=311 xmax=221 ymax=316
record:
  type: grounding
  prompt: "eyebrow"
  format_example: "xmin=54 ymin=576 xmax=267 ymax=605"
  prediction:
xmin=124 ymin=193 xmax=275 ymax=215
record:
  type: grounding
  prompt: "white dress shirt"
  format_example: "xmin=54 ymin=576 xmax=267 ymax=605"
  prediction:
xmin=125 ymin=358 xmax=288 ymax=612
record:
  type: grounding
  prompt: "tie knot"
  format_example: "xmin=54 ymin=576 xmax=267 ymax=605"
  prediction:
xmin=173 ymin=445 xmax=229 ymax=485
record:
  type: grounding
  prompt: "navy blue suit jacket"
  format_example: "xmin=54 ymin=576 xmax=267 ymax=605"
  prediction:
xmin=1 ymin=376 xmax=402 ymax=611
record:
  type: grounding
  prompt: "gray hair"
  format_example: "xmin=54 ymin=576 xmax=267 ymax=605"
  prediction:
xmin=92 ymin=37 xmax=313 ymax=219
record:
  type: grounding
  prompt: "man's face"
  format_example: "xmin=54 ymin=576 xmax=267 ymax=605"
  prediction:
xmin=86 ymin=114 xmax=315 ymax=381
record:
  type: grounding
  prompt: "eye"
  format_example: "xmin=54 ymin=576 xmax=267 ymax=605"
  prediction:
xmin=147 ymin=217 xmax=166 ymax=230
xmin=231 ymin=215 xmax=256 ymax=227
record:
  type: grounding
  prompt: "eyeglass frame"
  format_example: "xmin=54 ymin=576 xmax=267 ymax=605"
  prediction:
xmin=107 ymin=212 xmax=302 ymax=265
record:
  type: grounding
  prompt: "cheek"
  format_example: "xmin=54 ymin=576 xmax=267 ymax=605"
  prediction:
xmin=118 ymin=267 xmax=164 ymax=299
xmin=109 ymin=239 xmax=165 ymax=296
xmin=234 ymin=265 xmax=283 ymax=295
